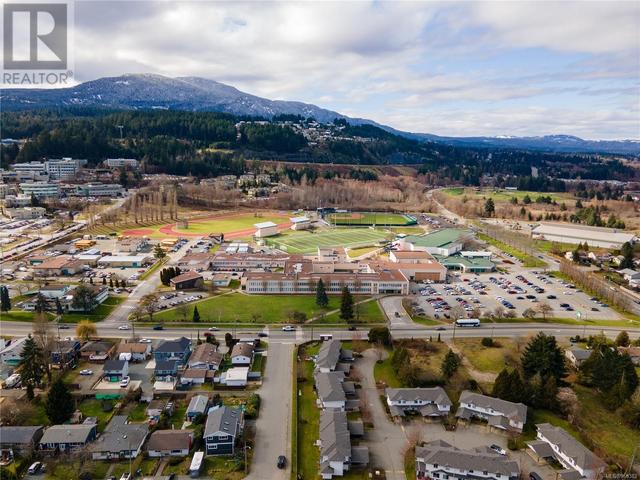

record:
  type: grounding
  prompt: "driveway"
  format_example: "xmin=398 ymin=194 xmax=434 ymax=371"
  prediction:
xmin=379 ymin=296 xmax=413 ymax=328
xmin=358 ymin=349 xmax=408 ymax=480
xmin=246 ymin=342 xmax=294 ymax=480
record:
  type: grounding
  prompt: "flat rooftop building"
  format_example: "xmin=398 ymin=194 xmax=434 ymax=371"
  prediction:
xmin=531 ymin=222 xmax=636 ymax=249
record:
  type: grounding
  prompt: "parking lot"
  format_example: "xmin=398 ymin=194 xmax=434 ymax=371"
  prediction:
xmin=412 ymin=268 xmax=622 ymax=322
xmin=156 ymin=291 xmax=210 ymax=311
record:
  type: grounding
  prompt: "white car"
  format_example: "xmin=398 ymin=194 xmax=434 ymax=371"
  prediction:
xmin=489 ymin=444 xmax=507 ymax=455
xmin=282 ymin=325 xmax=296 ymax=332
xmin=139 ymin=338 xmax=152 ymax=344
xmin=120 ymin=376 xmax=130 ymax=387
xmin=79 ymin=369 xmax=93 ymax=376
xmin=118 ymin=324 xmax=131 ymax=330
xmin=208 ymin=327 xmax=219 ymax=331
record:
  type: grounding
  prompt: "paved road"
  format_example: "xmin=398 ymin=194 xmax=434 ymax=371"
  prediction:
xmin=379 ymin=296 xmax=413 ymax=327
xmin=103 ymin=238 xmax=200 ymax=327
xmin=358 ymin=349 xmax=407 ymax=480
xmin=247 ymin=342 xmax=294 ymax=480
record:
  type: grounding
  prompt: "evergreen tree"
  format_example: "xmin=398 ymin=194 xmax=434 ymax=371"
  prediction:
xmin=441 ymin=349 xmax=460 ymax=379
xmin=620 ymin=242 xmax=634 ymax=269
xmin=19 ymin=335 xmax=45 ymax=400
xmin=102 ymin=276 xmax=107 ymax=285
xmin=616 ymin=330 xmax=630 ymax=347
xmin=192 ymin=306 xmax=200 ymax=323
xmin=109 ymin=278 xmax=114 ymax=288
xmin=521 ymin=332 xmax=567 ymax=381
xmin=315 ymin=279 xmax=329 ymax=308
xmin=45 ymin=377 xmax=75 ymax=424
xmin=484 ymin=198 xmax=495 ymax=216
xmin=0 ymin=285 xmax=11 ymax=311
xmin=34 ymin=293 xmax=48 ymax=313
xmin=154 ymin=244 xmax=167 ymax=259
xmin=55 ymin=298 xmax=63 ymax=316
xmin=339 ymin=286 xmax=354 ymax=322
xmin=492 ymin=368 xmax=510 ymax=399
xmin=507 ymin=369 xmax=526 ymax=403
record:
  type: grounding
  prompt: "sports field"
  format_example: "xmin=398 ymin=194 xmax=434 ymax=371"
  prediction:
xmin=267 ymin=228 xmax=390 ymax=254
xmin=118 ymin=212 xmax=289 ymax=238
xmin=327 ymin=211 xmax=416 ymax=226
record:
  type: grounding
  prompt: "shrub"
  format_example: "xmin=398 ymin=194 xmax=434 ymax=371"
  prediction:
xmin=481 ymin=337 xmax=494 ymax=347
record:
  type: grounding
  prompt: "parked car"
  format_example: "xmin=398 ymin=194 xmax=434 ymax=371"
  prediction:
xmin=140 ymin=338 xmax=152 ymax=343
xmin=120 ymin=376 xmax=130 ymax=388
xmin=277 ymin=455 xmax=286 ymax=469
xmin=208 ymin=327 xmax=219 ymax=331
xmin=80 ymin=369 xmax=93 ymax=376
xmin=118 ymin=324 xmax=130 ymax=330
xmin=28 ymin=462 xmax=42 ymax=474
xmin=282 ymin=325 xmax=296 ymax=331
xmin=490 ymin=444 xmax=507 ymax=455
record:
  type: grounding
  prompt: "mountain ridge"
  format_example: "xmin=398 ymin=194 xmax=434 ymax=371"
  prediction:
xmin=2 ymin=73 xmax=638 ymax=155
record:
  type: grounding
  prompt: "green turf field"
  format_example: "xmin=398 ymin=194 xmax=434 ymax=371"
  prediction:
xmin=176 ymin=213 xmax=286 ymax=234
xmin=267 ymin=228 xmax=390 ymax=254
xmin=327 ymin=212 xmax=416 ymax=226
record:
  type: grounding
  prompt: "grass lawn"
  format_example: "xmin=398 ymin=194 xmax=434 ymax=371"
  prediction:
xmin=523 ymin=409 xmax=581 ymax=442
xmin=78 ymin=399 xmax=116 ymax=433
xmin=477 ymin=232 xmax=547 ymax=268
xmin=139 ymin=257 xmax=167 ymax=280
xmin=175 ymin=212 xmax=287 ymax=235
xmin=328 ymin=212 xmax=416 ymax=226
xmin=170 ymin=402 xmax=187 ymax=428
xmin=572 ymin=384 xmax=640 ymax=463
xmin=61 ymin=296 xmax=126 ymax=323
xmin=162 ymin=457 xmax=191 ymax=475
xmin=202 ymin=456 xmax=245 ymax=480
xmin=155 ymin=292 xmax=369 ymax=324
xmin=297 ymin=349 xmax=320 ymax=480
xmin=251 ymin=353 xmax=264 ymax=373
xmin=442 ymin=187 xmax=570 ymax=203
xmin=390 ymin=226 xmax=425 ymax=235
xmin=45 ymin=460 xmax=111 ymax=480
xmin=454 ymin=338 xmax=518 ymax=374
xmin=125 ymin=401 xmax=148 ymax=422
xmin=0 ymin=310 xmax=52 ymax=322
xmin=347 ymin=246 xmax=380 ymax=258
xmin=373 ymin=354 xmax=402 ymax=388
xmin=25 ymin=400 xmax=49 ymax=426
xmin=318 ymin=299 xmax=385 ymax=324
xmin=267 ymin=228 xmax=390 ymax=254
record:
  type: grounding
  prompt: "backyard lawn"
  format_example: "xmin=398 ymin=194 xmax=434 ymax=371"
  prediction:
xmin=373 ymin=354 xmax=402 ymax=388
xmin=61 ymin=296 xmax=126 ymax=323
xmin=78 ymin=399 xmax=116 ymax=433
xmin=454 ymin=338 xmax=519 ymax=374
xmin=202 ymin=456 xmax=245 ymax=480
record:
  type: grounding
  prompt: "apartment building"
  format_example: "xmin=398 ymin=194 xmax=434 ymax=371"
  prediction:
xmin=105 ymin=158 xmax=139 ymax=169
xmin=456 ymin=391 xmax=527 ymax=433
xmin=75 ymin=183 xmax=125 ymax=197
xmin=385 ymin=387 xmax=452 ymax=418
xmin=20 ymin=182 xmax=60 ymax=198
xmin=46 ymin=158 xmax=85 ymax=180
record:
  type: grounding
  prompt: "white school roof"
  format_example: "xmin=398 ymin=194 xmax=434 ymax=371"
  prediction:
xmin=97 ymin=255 xmax=149 ymax=263
xmin=254 ymin=221 xmax=277 ymax=229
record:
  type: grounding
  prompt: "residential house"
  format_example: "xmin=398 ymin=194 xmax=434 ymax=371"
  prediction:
xmin=188 ymin=343 xmax=223 ymax=371
xmin=117 ymin=342 xmax=152 ymax=362
xmin=415 ymin=440 xmax=519 ymax=480
xmin=170 ymin=271 xmax=204 ymax=290
xmin=0 ymin=337 xmax=28 ymax=365
xmin=154 ymin=360 xmax=179 ymax=381
xmin=203 ymin=406 xmax=243 ymax=456
xmin=565 ymin=348 xmax=592 ymax=368
xmin=222 ymin=367 xmax=249 ymax=387
xmin=618 ymin=346 xmax=640 ymax=365
xmin=618 ymin=268 xmax=640 ymax=282
xmin=230 ymin=343 xmax=254 ymax=366
xmin=103 ymin=359 xmax=129 ymax=381
xmin=90 ymin=416 xmax=148 ymax=460
xmin=32 ymin=256 xmax=84 ymax=276
xmin=0 ymin=426 xmax=44 ymax=460
xmin=319 ymin=409 xmax=369 ymax=479
xmin=154 ymin=337 xmax=192 ymax=366
xmin=385 ymin=388 xmax=452 ymax=419
xmin=146 ymin=399 xmax=173 ymax=424
xmin=456 ymin=391 xmax=527 ymax=433
xmin=80 ymin=341 xmax=115 ymax=362
xmin=186 ymin=395 xmax=209 ymax=421
xmin=181 ymin=369 xmax=213 ymax=385
xmin=146 ymin=430 xmax=193 ymax=457
xmin=315 ymin=371 xmax=347 ymax=411
xmin=50 ymin=339 xmax=81 ymax=368
xmin=527 ymin=423 xmax=606 ymax=480
xmin=316 ymin=340 xmax=353 ymax=374
xmin=39 ymin=424 xmax=97 ymax=454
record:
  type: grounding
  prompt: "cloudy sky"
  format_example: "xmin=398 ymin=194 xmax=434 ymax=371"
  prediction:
xmin=73 ymin=1 xmax=640 ymax=139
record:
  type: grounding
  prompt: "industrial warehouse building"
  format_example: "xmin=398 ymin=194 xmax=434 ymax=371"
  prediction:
xmin=531 ymin=223 xmax=636 ymax=249
xmin=398 ymin=229 xmax=471 ymax=256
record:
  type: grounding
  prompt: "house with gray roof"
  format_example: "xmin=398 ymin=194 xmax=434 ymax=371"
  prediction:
xmin=39 ymin=424 xmax=97 ymax=454
xmin=416 ymin=440 xmax=519 ymax=480
xmin=0 ymin=426 xmax=43 ymax=458
xmin=203 ymin=406 xmax=243 ymax=456
xmin=315 ymin=371 xmax=348 ymax=410
xmin=456 ymin=391 xmax=527 ymax=433
xmin=89 ymin=415 xmax=148 ymax=460
xmin=565 ymin=348 xmax=592 ymax=368
xmin=154 ymin=336 xmax=192 ymax=365
xmin=146 ymin=430 xmax=193 ymax=457
xmin=527 ymin=423 xmax=606 ymax=480
xmin=385 ymin=387 xmax=452 ymax=418
xmin=316 ymin=340 xmax=353 ymax=373
xmin=186 ymin=395 xmax=209 ymax=421
xmin=319 ymin=409 xmax=369 ymax=479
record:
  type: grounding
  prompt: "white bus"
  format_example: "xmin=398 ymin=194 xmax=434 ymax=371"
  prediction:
xmin=189 ymin=451 xmax=204 ymax=477
xmin=319 ymin=334 xmax=333 ymax=341
xmin=455 ymin=318 xmax=480 ymax=328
